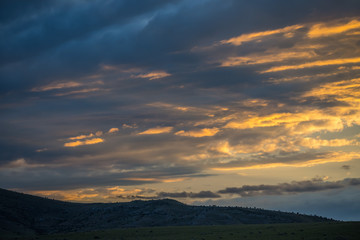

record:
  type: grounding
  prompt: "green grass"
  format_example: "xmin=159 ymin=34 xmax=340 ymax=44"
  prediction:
xmin=4 ymin=222 xmax=360 ymax=240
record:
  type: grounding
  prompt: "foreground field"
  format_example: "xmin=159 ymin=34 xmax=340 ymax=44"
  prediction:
xmin=4 ymin=222 xmax=359 ymax=240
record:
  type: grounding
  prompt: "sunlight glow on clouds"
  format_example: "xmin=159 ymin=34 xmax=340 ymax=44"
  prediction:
xmin=262 ymin=57 xmax=360 ymax=73
xmin=137 ymin=126 xmax=173 ymax=135
xmin=68 ymin=133 xmax=95 ymax=140
xmin=308 ymin=19 xmax=360 ymax=38
xmin=221 ymin=51 xmax=316 ymax=67
xmin=175 ymin=128 xmax=220 ymax=137
xmin=220 ymin=24 xmax=303 ymax=46
xmin=108 ymin=128 xmax=119 ymax=133
xmin=1 ymin=0 xmax=359 ymax=217
xmin=212 ymin=152 xmax=360 ymax=171
xmin=64 ymin=138 xmax=104 ymax=147
xmin=136 ymin=71 xmax=171 ymax=80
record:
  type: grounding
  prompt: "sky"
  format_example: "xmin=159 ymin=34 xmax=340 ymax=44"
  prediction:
xmin=1 ymin=0 xmax=360 ymax=221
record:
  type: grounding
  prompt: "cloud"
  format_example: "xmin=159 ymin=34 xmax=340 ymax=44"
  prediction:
xmin=31 ymin=81 xmax=82 ymax=92
xmin=298 ymin=137 xmax=358 ymax=149
xmin=175 ymin=128 xmax=219 ymax=137
xmin=217 ymin=177 xmax=360 ymax=197
xmin=47 ymin=177 xmax=360 ymax=202
xmin=122 ymin=124 xmax=137 ymax=129
xmin=29 ymin=186 xmax=147 ymax=203
xmin=308 ymin=19 xmax=360 ymax=38
xmin=64 ymin=138 xmax=104 ymax=147
xmin=108 ymin=128 xmax=119 ymax=133
xmin=220 ymin=24 xmax=303 ymax=46
xmin=221 ymin=50 xmax=316 ymax=67
xmin=212 ymin=151 xmax=360 ymax=171
xmin=136 ymin=71 xmax=171 ymax=80
xmin=68 ymin=133 xmax=95 ymax=140
xmin=261 ymin=57 xmax=360 ymax=73
xmin=341 ymin=165 xmax=350 ymax=170
xmin=1 ymin=158 xmax=45 ymax=169
xmin=138 ymin=126 xmax=173 ymax=135
xmin=224 ymin=110 xmax=344 ymax=135
xmin=54 ymin=88 xmax=103 ymax=97
xmin=194 ymin=187 xmax=360 ymax=221
xmin=157 ymin=190 xmax=221 ymax=199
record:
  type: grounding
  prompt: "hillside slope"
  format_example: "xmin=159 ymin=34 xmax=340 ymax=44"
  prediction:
xmin=0 ymin=188 xmax=332 ymax=235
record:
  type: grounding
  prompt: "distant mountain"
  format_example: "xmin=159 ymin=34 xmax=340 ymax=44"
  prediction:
xmin=0 ymin=188 xmax=333 ymax=235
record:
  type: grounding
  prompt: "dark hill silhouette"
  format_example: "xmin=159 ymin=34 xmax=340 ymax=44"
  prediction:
xmin=0 ymin=188 xmax=333 ymax=235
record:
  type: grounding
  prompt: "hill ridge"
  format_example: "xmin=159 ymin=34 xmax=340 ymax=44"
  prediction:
xmin=0 ymin=188 xmax=333 ymax=235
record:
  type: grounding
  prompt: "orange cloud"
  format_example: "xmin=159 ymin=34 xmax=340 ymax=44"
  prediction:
xmin=175 ymin=128 xmax=220 ymax=137
xmin=137 ymin=71 xmax=171 ymax=80
xmin=300 ymin=78 xmax=360 ymax=126
xmin=108 ymin=128 xmax=119 ymax=133
xmin=224 ymin=111 xmax=343 ymax=132
xmin=212 ymin=152 xmax=360 ymax=171
xmin=268 ymin=71 xmax=346 ymax=84
xmin=261 ymin=57 xmax=360 ymax=73
xmin=308 ymin=19 xmax=360 ymax=38
xmin=299 ymin=137 xmax=358 ymax=149
xmin=64 ymin=138 xmax=104 ymax=147
xmin=146 ymin=102 xmax=193 ymax=112
xmin=221 ymin=24 xmax=303 ymax=46
xmin=31 ymin=81 xmax=82 ymax=92
xmin=68 ymin=133 xmax=94 ymax=140
xmin=221 ymin=51 xmax=316 ymax=67
xmin=137 ymin=126 xmax=173 ymax=135
xmin=302 ymin=77 xmax=360 ymax=101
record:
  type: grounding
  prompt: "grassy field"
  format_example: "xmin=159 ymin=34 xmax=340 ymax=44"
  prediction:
xmin=3 ymin=222 xmax=360 ymax=240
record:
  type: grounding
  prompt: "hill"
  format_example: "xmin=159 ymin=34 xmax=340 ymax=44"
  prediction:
xmin=0 ymin=188 xmax=332 ymax=236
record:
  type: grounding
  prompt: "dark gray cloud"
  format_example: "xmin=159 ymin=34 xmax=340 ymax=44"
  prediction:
xmin=194 ymin=186 xmax=360 ymax=221
xmin=2 ymin=0 xmax=360 ymax=94
xmin=118 ymin=190 xmax=221 ymax=200
xmin=342 ymin=165 xmax=351 ymax=170
xmin=158 ymin=190 xmax=221 ymax=199
xmin=218 ymin=178 xmax=360 ymax=197
xmin=115 ymin=178 xmax=360 ymax=200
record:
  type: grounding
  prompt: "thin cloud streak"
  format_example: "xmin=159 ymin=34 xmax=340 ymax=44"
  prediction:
xmin=261 ymin=57 xmax=360 ymax=73
xmin=64 ymin=138 xmax=104 ymax=147
xmin=217 ymin=178 xmax=360 ymax=197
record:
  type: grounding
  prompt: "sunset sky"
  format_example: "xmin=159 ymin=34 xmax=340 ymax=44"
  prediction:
xmin=1 ymin=0 xmax=360 ymax=220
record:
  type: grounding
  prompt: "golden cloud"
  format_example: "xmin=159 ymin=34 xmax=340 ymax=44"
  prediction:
xmin=221 ymin=51 xmax=316 ymax=67
xmin=137 ymin=126 xmax=173 ymax=135
xmin=137 ymin=71 xmax=171 ymax=80
xmin=261 ymin=57 xmax=360 ymax=73
xmin=308 ymin=19 xmax=360 ymax=38
xmin=64 ymin=138 xmax=104 ymax=147
xmin=68 ymin=133 xmax=94 ymax=140
xmin=302 ymin=77 xmax=360 ymax=101
xmin=301 ymin=77 xmax=360 ymax=126
xmin=108 ymin=128 xmax=119 ymax=133
xmin=299 ymin=137 xmax=358 ymax=149
xmin=224 ymin=110 xmax=343 ymax=133
xmin=175 ymin=128 xmax=220 ymax=137
xmin=220 ymin=24 xmax=303 ymax=46
xmin=28 ymin=187 xmax=144 ymax=203
xmin=212 ymin=152 xmax=360 ymax=171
